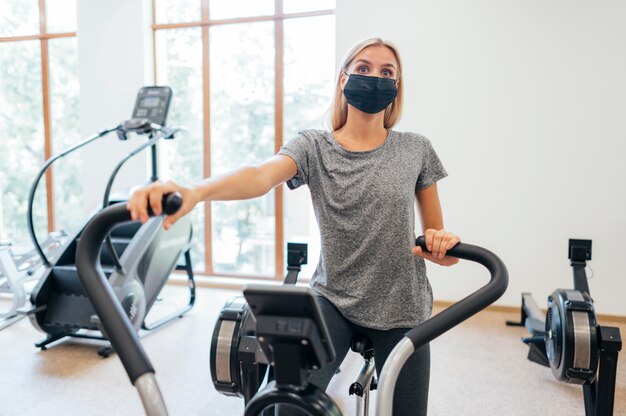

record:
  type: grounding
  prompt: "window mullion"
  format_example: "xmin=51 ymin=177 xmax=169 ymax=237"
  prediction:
xmin=202 ymin=0 xmax=214 ymax=275
xmin=274 ymin=0 xmax=285 ymax=279
xmin=39 ymin=0 xmax=54 ymax=232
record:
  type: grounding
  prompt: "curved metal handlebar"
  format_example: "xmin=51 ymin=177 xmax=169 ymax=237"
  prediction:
xmin=75 ymin=193 xmax=181 ymax=416
xmin=406 ymin=236 xmax=509 ymax=346
xmin=101 ymin=126 xmax=181 ymax=272
xmin=375 ymin=236 xmax=509 ymax=415
xmin=27 ymin=126 xmax=120 ymax=267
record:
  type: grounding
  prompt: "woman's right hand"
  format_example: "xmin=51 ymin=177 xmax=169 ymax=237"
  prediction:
xmin=126 ymin=180 xmax=199 ymax=230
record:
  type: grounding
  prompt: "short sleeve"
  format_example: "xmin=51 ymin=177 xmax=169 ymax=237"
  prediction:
xmin=416 ymin=138 xmax=448 ymax=190
xmin=278 ymin=131 xmax=312 ymax=190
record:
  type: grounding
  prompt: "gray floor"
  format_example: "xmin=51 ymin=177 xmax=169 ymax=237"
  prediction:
xmin=0 ymin=285 xmax=624 ymax=415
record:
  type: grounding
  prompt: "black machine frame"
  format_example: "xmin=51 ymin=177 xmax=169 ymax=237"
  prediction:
xmin=507 ymin=239 xmax=622 ymax=416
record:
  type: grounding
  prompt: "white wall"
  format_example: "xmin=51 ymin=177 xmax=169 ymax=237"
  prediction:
xmin=337 ymin=0 xmax=626 ymax=315
xmin=74 ymin=1 xmax=626 ymax=316
xmin=77 ymin=0 xmax=154 ymax=213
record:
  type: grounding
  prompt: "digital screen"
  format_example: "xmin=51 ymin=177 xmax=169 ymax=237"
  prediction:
xmin=141 ymin=97 xmax=161 ymax=108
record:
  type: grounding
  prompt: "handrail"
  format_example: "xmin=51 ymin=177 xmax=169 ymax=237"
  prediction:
xmin=102 ymin=126 xmax=180 ymax=273
xmin=27 ymin=126 xmax=120 ymax=267
xmin=75 ymin=194 xmax=182 ymax=416
xmin=375 ymin=236 xmax=509 ymax=415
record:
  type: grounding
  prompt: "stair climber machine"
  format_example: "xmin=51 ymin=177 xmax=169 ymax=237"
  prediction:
xmin=74 ymin=195 xmax=509 ymax=416
xmin=507 ymin=239 xmax=622 ymax=416
xmin=24 ymin=86 xmax=196 ymax=355
xmin=0 ymin=231 xmax=66 ymax=330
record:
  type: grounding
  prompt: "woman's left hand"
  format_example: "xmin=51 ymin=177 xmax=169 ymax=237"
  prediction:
xmin=412 ymin=229 xmax=461 ymax=266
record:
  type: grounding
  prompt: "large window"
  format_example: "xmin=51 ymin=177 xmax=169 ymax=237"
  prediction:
xmin=154 ymin=1 xmax=335 ymax=279
xmin=0 ymin=0 xmax=79 ymax=246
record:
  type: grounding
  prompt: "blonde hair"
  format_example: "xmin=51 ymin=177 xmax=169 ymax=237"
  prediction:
xmin=329 ymin=38 xmax=403 ymax=131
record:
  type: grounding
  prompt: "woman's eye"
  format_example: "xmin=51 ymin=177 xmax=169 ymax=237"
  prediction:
xmin=382 ymin=69 xmax=393 ymax=77
xmin=358 ymin=66 xmax=368 ymax=73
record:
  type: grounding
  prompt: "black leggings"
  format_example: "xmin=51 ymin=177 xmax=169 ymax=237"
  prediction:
xmin=276 ymin=296 xmax=430 ymax=416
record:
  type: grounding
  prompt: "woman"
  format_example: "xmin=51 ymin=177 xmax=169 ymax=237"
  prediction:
xmin=128 ymin=37 xmax=460 ymax=416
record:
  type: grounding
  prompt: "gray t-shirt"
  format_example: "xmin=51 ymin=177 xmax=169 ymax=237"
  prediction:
xmin=279 ymin=129 xmax=447 ymax=330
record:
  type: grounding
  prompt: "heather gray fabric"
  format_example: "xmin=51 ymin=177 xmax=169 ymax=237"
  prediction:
xmin=279 ymin=129 xmax=447 ymax=330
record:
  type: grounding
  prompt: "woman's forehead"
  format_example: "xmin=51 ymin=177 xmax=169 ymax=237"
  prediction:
xmin=352 ymin=45 xmax=398 ymax=67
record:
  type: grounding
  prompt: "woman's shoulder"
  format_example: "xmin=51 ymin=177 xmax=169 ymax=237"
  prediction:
xmin=283 ymin=129 xmax=331 ymax=149
xmin=390 ymin=130 xmax=432 ymax=146
xmin=282 ymin=129 xmax=331 ymax=154
xmin=295 ymin=128 xmax=330 ymax=141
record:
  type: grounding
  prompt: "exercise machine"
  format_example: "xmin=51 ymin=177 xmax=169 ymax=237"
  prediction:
xmin=0 ymin=231 xmax=66 ymax=330
xmin=73 ymin=196 xmax=509 ymax=415
xmin=210 ymin=242 xmax=379 ymax=416
xmin=24 ymin=86 xmax=195 ymax=354
xmin=507 ymin=239 xmax=622 ymax=416
xmin=241 ymin=236 xmax=508 ymax=415
xmin=210 ymin=242 xmax=308 ymax=404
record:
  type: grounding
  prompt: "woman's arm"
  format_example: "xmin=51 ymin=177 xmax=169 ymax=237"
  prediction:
xmin=127 ymin=154 xmax=297 ymax=229
xmin=413 ymin=183 xmax=460 ymax=266
xmin=195 ymin=154 xmax=297 ymax=201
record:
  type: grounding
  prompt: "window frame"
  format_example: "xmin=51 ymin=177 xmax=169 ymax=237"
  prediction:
xmin=0 ymin=0 xmax=77 ymax=235
xmin=151 ymin=0 xmax=334 ymax=279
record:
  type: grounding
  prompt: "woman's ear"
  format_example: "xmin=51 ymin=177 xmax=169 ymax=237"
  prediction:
xmin=340 ymin=71 xmax=348 ymax=91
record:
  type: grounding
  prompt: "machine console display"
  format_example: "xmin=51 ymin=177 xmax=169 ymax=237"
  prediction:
xmin=131 ymin=86 xmax=172 ymax=126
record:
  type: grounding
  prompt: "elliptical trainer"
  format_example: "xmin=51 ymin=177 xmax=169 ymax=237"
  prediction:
xmin=73 ymin=195 xmax=509 ymax=416
xmin=507 ymin=239 xmax=622 ymax=416
xmin=24 ymin=86 xmax=196 ymax=354
xmin=210 ymin=242 xmax=308 ymax=404
xmin=210 ymin=243 xmax=380 ymax=416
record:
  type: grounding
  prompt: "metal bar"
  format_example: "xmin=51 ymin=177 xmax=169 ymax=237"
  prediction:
xmin=142 ymin=249 xmax=195 ymax=330
xmin=595 ymin=326 xmax=622 ymax=416
xmin=572 ymin=263 xmax=591 ymax=296
xmin=135 ymin=372 xmax=168 ymax=416
xmin=375 ymin=338 xmax=414 ymax=416
xmin=27 ymin=127 xmax=117 ymax=266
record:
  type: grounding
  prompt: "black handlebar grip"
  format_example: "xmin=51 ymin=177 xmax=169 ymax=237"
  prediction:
xmin=415 ymin=235 xmax=463 ymax=255
xmin=415 ymin=236 xmax=428 ymax=251
xmin=407 ymin=235 xmax=509 ymax=349
xmin=146 ymin=192 xmax=183 ymax=217
xmin=163 ymin=192 xmax=182 ymax=215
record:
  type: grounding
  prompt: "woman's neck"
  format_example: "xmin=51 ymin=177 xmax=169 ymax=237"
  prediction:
xmin=334 ymin=109 xmax=388 ymax=151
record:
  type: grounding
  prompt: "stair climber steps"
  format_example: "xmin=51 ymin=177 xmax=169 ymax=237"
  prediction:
xmin=45 ymin=293 xmax=98 ymax=330
xmin=45 ymin=265 xmax=116 ymax=330
xmin=50 ymin=265 xmax=115 ymax=295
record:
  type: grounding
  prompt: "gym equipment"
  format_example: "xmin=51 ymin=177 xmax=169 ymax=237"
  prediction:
xmin=210 ymin=242 xmax=308 ymax=404
xmin=210 ymin=242 xmax=379 ymax=416
xmin=0 ymin=232 xmax=66 ymax=330
xmin=24 ymin=86 xmax=195 ymax=354
xmin=242 ymin=236 xmax=508 ymax=416
xmin=74 ymin=195 xmax=509 ymax=416
xmin=507 ymin=239 xmax=622 ymax=416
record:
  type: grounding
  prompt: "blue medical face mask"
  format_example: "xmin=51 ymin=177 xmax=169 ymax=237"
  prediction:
xmin=343 ymin=73 xmax=398 ymax=114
